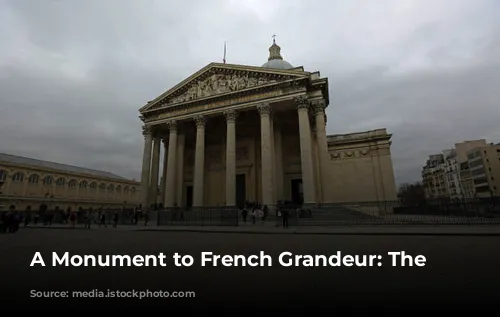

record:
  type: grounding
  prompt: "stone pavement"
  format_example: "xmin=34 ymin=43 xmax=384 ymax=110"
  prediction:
xmin=19 ymin=222 xmax=500 ymax=235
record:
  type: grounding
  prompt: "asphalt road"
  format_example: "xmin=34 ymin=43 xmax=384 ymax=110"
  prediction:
xmin=1 ymin=228 xmax=500 ymax=307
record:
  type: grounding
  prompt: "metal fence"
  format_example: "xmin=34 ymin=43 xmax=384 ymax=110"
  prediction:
xmin=153 ymin=198 xmax=500 ymax=227
xmin=155 ymin=207 xmax=239 ymax=226
xmin=5 ymin=198 xmax=500 ymax=227
xmin=18 ymin=208 xmax=141 ymax=226
xmin=286 ymin=200 xmax=500 ymax=226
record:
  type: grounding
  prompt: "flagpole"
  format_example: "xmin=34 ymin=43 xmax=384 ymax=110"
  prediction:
xmin=223 ymin=41 xmax=226 ymax=64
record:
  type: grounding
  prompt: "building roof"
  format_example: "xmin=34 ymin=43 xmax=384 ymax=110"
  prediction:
xmin=0 ymin=153 xmax=128 ymax=181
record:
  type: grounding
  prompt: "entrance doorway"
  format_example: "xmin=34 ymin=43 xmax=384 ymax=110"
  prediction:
xmin=236 ymin=174 xmax=246 ymax=208
xmin=185 ymin=185 xmax=193 ymax=209
xmin=290 ymin=179 xmax=303 ymax=205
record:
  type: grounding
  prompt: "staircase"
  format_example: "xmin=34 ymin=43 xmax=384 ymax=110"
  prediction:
xmin=296 ymin=205 xmax=381 ymax=226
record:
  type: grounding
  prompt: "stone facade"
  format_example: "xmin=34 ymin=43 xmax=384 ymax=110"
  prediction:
xmin=138 ymin=43 xmax=397 ymax=208
xmin=0 ymin=153 xmax=140 ymax=211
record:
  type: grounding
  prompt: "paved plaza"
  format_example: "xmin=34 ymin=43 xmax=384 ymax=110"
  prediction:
xmin=2 ymin=228 xmax=500 ymax=303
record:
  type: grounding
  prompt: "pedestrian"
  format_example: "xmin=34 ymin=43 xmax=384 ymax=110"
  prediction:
xmin=251 ymin=207 xmax=257 ymax=225
xmin=69 ymin=212 xmax=76 ymax=229
xmin=256 ymin=207 xmax=264 ymax=224
xmin=99 ymin=212 xmax=107 ymax=228
xmin=84 ymin=210 xmax=92 ymax=229
xmin=241 ymin=207 xmax=248 ymax=223
xmin=113 ymin=212 xmax=118 ymax=228
xmin=281 ymin=208 xmax=289 ymax=229
xmin=24 ymin=206 xmax=32 ymax=227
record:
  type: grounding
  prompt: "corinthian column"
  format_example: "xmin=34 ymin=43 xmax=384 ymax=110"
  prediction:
xmin=176 ymin=133 xmax=185 ymax=206
xmin=193 ymin=116 xmax=206 ymax=207
xmin=224 ymin=109 xmax=237 ymax=206
xmin=160 ymin=138 xmax=168 ymax=205
xmin=294 ymin=96 xmax=316 ymax=204
xmin=140 ymin=125 xmax=153 ymax=208
xmin=257 ymin=103 xmax=274 ymax=207
xmin=149 ymin=135 xmax=161 ymax=205
xmin=312 ymin=99 xmax=330 ymax=202
xmin=164 ymin=121 xmax=178 ymax=207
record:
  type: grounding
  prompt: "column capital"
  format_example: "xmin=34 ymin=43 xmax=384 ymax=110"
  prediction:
xmin=223 ymin=109 xmax=238 ymax=123
xmin=311 ymin=99 xmax=327 ymax=115
xmin=167 ymin=120 xmax=177 ymax=133
xmin=142 ymin=125 xmax=153 ymax=136
xmin=257 ymin=103 xmax=272 ymax=117
xmin=194 ymin=115 xmax=206 ymax=128
xmin=293 ymin=95 xmax=309 ymax=111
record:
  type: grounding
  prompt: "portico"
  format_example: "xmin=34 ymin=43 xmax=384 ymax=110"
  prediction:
xmin=138 ymin=40 xmax=398 ymax=209
xmin=140 ymin=94 xmax=325 ymax=208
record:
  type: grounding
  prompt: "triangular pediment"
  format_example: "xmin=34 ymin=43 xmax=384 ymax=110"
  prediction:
xmin=140 ymin=62 xmax=309 ymax=113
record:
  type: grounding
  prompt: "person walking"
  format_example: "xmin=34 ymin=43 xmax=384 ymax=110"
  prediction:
xmin=84 ymin=210 xmax=93 ymax=229
xmin=281 ymin=207 xmax=289 ymax=229
xmin=241 ymin=207 xmax=248 ymax=224
xmin=69 ymin=212 xmax=76 ymax=229
xmin=112 ymin=212 xmax=119 ymax=228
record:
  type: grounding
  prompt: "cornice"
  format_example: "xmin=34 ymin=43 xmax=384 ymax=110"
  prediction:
xmin=327 ymin=129 xmax=392 ymax=145
xmin=0 ymin=162 xmax=139 ymax=185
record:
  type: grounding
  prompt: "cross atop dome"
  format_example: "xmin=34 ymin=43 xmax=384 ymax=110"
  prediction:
xmin=261 ymin=35 xmax=294 ymax=69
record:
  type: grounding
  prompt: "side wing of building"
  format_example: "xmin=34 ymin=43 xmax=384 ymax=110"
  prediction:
xmin=321 ymin=129 xmax=397 ymax=202
xmin=0 ymin=154 xmax=140 ymax=211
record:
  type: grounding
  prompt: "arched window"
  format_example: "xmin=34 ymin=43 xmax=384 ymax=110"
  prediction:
xmin=56 ymin=178 xmax=66 ymax=186
xmin=115 ymin=185 xmax=122 ymax=193
xmin=0 ymin=169 xmax=7 ymax=181
xmin=99 ymin=183 xmax=106 ymax=191
xmin=130 ymin=187 xmax=136 ymax=193
xmin=89 ymin=182 xmax=97 ymax=189
xmin=43 ymin=175 xmax=53 ymax=185
xmin=68 ymin=179 xmax=77 ymax=188
xmin=79 ymin=180 xmax=88 ymax=188
xmin=12 ymin=172 xmax=24 ymax=182
xmin=107 ymin=184 xmax=114 ymax=192
xmin=124 ymin=186 xmax=130 ymax=194
xmin=28 ymin=174 xmax=39 ymax=184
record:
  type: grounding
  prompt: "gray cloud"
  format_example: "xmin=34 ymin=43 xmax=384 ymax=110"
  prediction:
xmin=1 ymin=0 xmax=500 ymax=185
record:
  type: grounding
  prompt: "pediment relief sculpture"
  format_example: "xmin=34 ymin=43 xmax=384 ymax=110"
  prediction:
xmin=166 ymin=71 xmax=288 ymax=106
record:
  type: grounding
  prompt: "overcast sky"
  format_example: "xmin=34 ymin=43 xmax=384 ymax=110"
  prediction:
xmin=1 ymin=0 xmax=499 ymax=185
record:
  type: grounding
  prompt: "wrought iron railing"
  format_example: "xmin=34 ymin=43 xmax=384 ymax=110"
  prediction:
xmin=3 ymin=197 xmax=500 ymax=228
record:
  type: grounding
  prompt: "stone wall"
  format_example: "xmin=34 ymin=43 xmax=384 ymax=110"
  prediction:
xmin=322 ymin=129 xmax=397 ymax=203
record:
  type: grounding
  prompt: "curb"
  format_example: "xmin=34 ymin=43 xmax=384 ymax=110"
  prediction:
xmin=136 ymin=229 xmax=500 ymax=236
xmin=18 ymin=226 xmax=500 ymax=236
xmin=22 ymin=226 xmax=88 ymax=230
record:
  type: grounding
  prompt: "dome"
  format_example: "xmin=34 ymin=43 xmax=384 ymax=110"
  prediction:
xmin=262 ymin=59 xmax=294 ymax=69
xmin=261 ymin=38 xmax=294 ymax=69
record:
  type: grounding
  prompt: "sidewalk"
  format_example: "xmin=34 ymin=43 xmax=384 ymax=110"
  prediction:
xmin=20 ymin=223 xmax=500 ymax=235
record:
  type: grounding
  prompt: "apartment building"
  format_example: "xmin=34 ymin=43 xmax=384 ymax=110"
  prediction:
xmin=421 ymin=139 xmax=498 ymax=200
xmin=443 ymin=149 xmax=461 ymax=199
xmin=466 ymin=144 xmax=500 ymax=197
xmin=422 ymin=153 xmax=446 ymax=199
